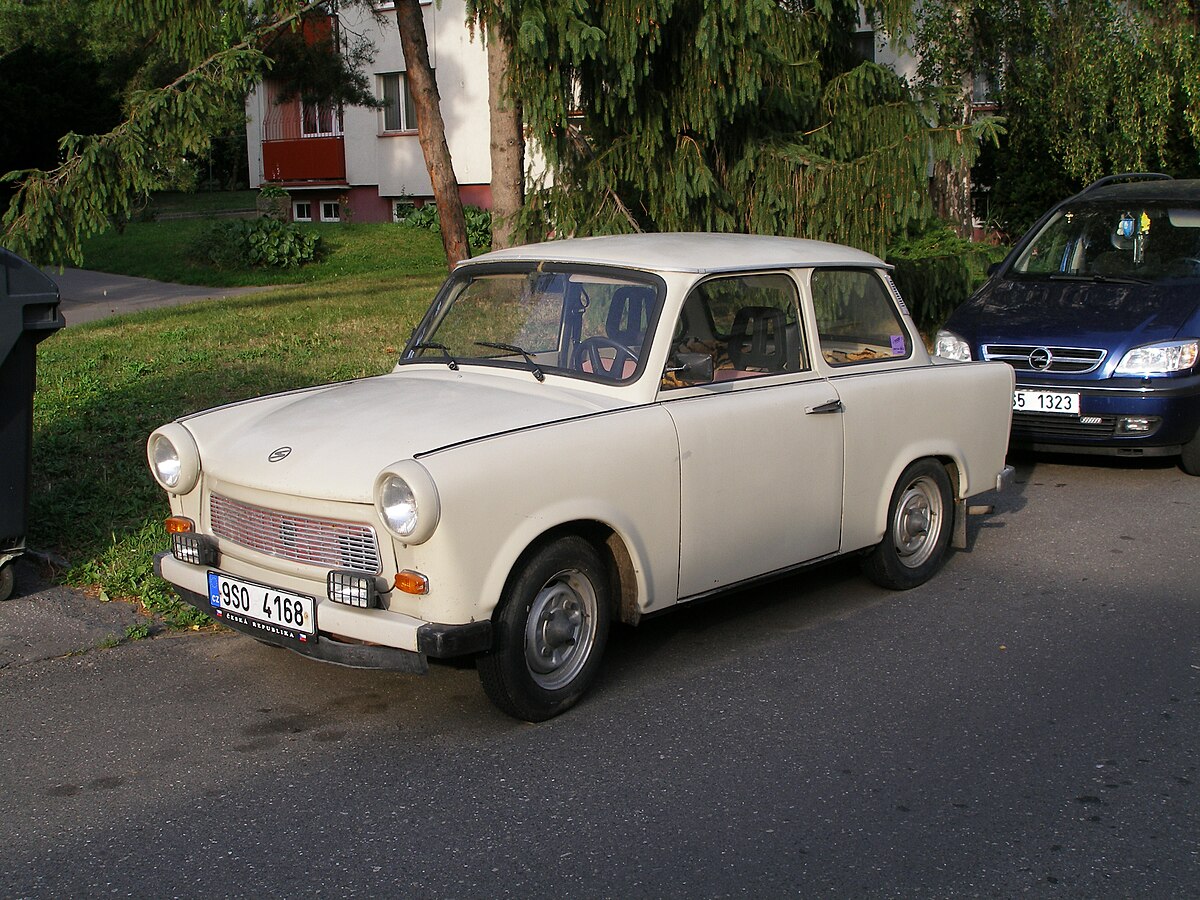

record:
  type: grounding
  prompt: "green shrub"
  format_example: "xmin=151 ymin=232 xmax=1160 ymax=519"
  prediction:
xmin=193 ymin=217 xmax=326 ymax=269
xmin=401 ymin=203 xmax=493 ymax=249
xmin=886 ymin=224 xmax=1009 ymax=332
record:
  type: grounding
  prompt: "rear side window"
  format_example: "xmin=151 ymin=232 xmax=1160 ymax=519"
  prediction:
xmin=811 ymin=269 xmax=911 ymax=366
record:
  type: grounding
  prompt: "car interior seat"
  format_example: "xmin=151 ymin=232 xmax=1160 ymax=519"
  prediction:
xmin=726 ymin=305 xmax=789 ymax=372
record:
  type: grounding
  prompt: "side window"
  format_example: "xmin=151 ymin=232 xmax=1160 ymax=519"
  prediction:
xmin=811 ymin=269 xmax=911 ymax=366
xmin=663 ymin=272 xmax=805 ymax=388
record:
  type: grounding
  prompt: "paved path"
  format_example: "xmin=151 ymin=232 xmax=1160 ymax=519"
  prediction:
xmin=46 ymin=267 xmax=270 ymax=325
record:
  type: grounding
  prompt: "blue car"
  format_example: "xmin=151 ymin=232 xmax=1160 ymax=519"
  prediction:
xmin=936 ymin=174 xmax=1200 ymax=475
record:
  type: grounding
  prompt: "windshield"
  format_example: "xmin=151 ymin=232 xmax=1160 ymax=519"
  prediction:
xmin=403 ymin=266 xmax=663 ymax=383
xmin=1012 ymin=202 xmax=1200 ymax=282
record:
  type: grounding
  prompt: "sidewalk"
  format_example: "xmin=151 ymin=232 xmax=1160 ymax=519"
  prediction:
xmin=47 ymin=267 xmax=270 ymax=326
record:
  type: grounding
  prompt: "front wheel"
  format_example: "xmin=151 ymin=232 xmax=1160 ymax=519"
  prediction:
xmin=0 ymin=562 xmax=13 ymax=602
xmin=862 ymin=459 xmax=954 ymax=590
xmin=1180 ymin=424 xmax=1200 ymax=476
xmin=477 ymin=536 xmax=611 ymax=721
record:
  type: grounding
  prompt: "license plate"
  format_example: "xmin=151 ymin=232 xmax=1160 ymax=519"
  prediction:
xmin=208 ymin=571 xmax=316 ymax=639
xmin=1013 ymin=389 xmax=1080 ymax=415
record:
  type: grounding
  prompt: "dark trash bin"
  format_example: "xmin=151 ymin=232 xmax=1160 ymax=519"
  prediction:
xmin=0 ymin=248 xmax=65 ymax=600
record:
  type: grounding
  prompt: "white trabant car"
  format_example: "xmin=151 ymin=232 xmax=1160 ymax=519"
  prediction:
xmin=149 ymin=233 xmax=1014 ymax=720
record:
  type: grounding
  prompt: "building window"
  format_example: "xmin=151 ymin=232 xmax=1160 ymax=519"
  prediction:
xmin=380 ymin=72 xmax=420 ymax=132
xmin=302 ymin=101 xmax=342 ymax=138
xmin=293 ymin=201 xmax=313 ymax=222
xmin=321 ymin=201 xmax=341 ymax=223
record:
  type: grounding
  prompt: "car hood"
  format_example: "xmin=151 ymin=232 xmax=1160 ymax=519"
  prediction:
xmin=180 ymin=369 xmax=626 ymax=502
xmin=951 ymin=277 xmax=1200 ymax=348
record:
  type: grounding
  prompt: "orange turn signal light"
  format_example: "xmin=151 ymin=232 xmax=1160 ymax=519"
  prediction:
xmin=165 ymin=517 xmax=194 ymax=535
xmin=394 ymin=570 xmax=429 ymax=595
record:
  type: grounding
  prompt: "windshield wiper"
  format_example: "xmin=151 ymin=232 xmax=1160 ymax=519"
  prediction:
xmin=412 ymin=342 xmax=459 ymax=370
xmin=1048 ymin=273 xmax=1153 ymax=285
xmin=475 ymin=341 xmax=545 ymax=382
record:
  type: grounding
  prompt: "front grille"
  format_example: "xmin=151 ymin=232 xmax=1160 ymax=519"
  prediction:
xmin=1012 ymin=411 xmax=1117 ymax=439
xmin=983 ymin=344 xmax=1106 ymax=373
xmin=209 ymin=493 xmax=381 ymax=573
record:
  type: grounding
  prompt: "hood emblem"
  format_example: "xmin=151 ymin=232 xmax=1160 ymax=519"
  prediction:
xmin=1028 ymin=347 xmax=1053 ymax=371
xmin=268 ymin=446 xmax=292 ymax=463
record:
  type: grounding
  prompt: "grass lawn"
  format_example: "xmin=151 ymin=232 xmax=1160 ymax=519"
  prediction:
xmin=31 ymin=217 xmax=450 ymax=624
xmin=147 ymin=190 xmax=259 ymax=215
xmin=79 ymin=219 xmax=450 ymax=287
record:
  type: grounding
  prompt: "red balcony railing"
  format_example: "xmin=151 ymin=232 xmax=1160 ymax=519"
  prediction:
xmin=262 ymin=137 xmax=346 ymax=183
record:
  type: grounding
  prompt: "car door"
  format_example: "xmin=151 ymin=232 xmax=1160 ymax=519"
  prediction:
xmin=658 ymin=271 xmax=845 ymax=600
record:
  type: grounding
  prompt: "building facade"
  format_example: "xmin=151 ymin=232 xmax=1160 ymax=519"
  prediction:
xmin=245 ymin=0 xmax=493 ymax=224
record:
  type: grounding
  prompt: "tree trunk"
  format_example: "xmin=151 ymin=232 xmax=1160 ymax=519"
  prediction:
xmin=486 ymin=25 xmax=524 ymax=250
xmin=930 ymin=85 xmax=975 ymax=239
xmin=393 ymin=0 xmax=470 ymax=269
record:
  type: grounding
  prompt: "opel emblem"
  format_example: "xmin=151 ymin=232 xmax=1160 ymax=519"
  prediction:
xmin=1028 ymin=347 xmax=1053 ymax=371
xmin=268 ymin=446 xmax=292 ymax=463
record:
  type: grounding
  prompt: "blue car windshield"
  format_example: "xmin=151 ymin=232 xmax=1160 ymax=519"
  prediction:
xmin=1012 ymin=203 xmax=1200 ymax=283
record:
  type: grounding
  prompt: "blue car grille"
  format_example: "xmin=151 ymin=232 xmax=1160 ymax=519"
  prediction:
xmin=209 ymin=493 xmax=382 ymax=573
xmin=1012 ymin=411 xmax=1117 ymax=439
xmin=983 ymin=344 xmax=1106 ymax=373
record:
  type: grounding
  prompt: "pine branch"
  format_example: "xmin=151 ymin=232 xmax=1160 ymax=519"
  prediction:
xmin=1 ymin=0 xmax=329 ymax=266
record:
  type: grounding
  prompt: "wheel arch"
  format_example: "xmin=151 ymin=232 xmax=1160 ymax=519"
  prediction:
xmin=863 ymin=450 xmax=964 ymax=549
xmin=495 ymin=520 xmax=643 ymax=628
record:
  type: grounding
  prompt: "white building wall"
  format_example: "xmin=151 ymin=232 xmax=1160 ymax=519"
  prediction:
xmin=341 ymin=1 xmax=491 ymax=200
xmin=246 ymin=0 xmax=492 ymax=205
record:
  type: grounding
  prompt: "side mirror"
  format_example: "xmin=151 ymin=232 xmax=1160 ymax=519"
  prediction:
xmin=987 ymin=262 xmax=1001 ymax=277
xmin=666 ymin=352 xmax=715 ymax=385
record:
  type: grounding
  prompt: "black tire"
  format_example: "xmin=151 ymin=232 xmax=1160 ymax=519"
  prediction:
xmin=0 ymin=563 xmax=13 ymax=602
xmin=477 ymin=536 xmax=611 ymax=721
xmin=862 ymin=459 xmax=954 ymax=590
xmin=1180 ymin=425 xmax=1200 ymax=476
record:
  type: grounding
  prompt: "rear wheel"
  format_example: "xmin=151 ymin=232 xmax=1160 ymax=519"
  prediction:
xmin=477 ymin=536 xmax=611 ymax=721
xmin=862 ymin=459 xmax=954 ymax=590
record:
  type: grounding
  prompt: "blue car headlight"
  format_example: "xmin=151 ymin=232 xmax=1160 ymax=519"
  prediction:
xmin=1114 ymin=339 xmax=1199 ymax=376
xmin=933 ymin=329 xmax=972 ymax=361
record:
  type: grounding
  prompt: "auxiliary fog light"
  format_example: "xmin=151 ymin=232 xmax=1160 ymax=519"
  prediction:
xmin=171 ymin=531 xmax=218 ymax=567
xmin=328 ymin=570 xmax=390 ymax=608
xmin=1116 ymin=416 xmax=1159 ymax=435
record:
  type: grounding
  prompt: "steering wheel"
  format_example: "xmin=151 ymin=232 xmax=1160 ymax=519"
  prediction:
xmin=576 ymin=336 xmax=638 ymax=379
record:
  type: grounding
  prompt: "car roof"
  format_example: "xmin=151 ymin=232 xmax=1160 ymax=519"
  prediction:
xmin=461 ymin=232 xmax=885 ymax=274
xmin=1072 ymin=178 xmax=1200 ymax=206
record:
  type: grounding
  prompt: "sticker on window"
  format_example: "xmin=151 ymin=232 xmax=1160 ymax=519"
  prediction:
xmin=890 ymin=334 xmax=907 ymax=356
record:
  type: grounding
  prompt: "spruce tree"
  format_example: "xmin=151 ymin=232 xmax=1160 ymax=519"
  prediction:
xmin=471 ymin=0 xmax=997 ymax=255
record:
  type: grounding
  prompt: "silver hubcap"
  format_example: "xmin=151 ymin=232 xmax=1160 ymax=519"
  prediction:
xmin=891 ymin=476 xmax=943 ymax=569
xmin=524 ymin=567 xmax=598 ymax=691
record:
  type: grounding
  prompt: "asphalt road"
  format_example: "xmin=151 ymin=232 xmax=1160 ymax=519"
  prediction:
xmin=0 ymin=454 xmax=1196 ymax=897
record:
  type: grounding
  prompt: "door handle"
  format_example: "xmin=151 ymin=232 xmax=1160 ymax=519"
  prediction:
xmin=805 ymin=399 xmax=843 ymax=415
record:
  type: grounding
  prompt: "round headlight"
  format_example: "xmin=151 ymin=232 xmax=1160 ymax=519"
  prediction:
xmin=147 ymin=424 xmax=201 ymax=494
xmin=150 ymin=434 xmax=182 ymax=488
xmin=374 ymin=461 xmax=440 ymax=544
xmin=378 ymin=475 xmax=419 ymax=537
